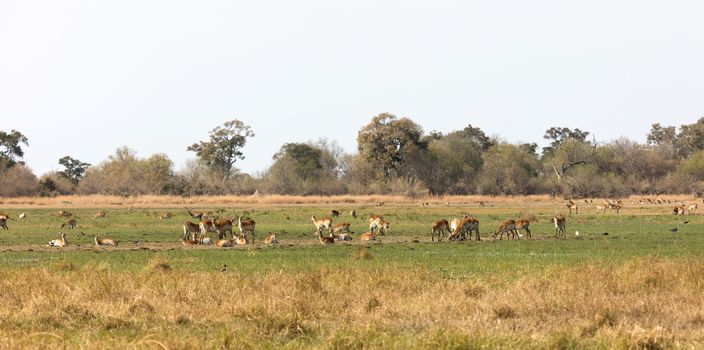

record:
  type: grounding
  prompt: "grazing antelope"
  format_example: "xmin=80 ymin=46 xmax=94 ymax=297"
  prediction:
xmin=18 ymin=212 xmax=26 ymax=220
xmin=312 ymin=215 xmax=333 ymax=235
xmin=57 ymin=210 xmax=72 ymax=218
xmin=61 ymin=219 xmax=77 ymax=229
xmin=431 ymin=219 xmax=450 ymax=242
xmin=674 ymin=206 xmax=685 ymax=216
xmin=264 ymin=233 xmax=279 ymax=245
xmin=0 ymin=216 xmax=7 ymax=230
xmin=238 ymin=216 xmax=256 ymax=241
xmin=92 ymin=211 xmax=106 ymax=218
xmin=160 ymin=212 xmax=172 ymax=219
xmin=183 ymin=221 xmax=201 ymax=240
xmin=216 ymin=239 xmax=233 ymax=248
xmin=48 ymin=233 xmax=67 ymax=247
xmin=449 ymin=215 xmax=468 ymax=237
xmin=687 ymin=204 xmax=698 ymax=214
xmin=553 ymin=215 xmax=566 ymax=238
xmin=94 ymin=235 xmax=118 ymax=247
xmin=596 ymin=205 xmax=606 ymax=214
xmin=449 ymin=217 xmax=480 ymax=241
xmin=331 ymin=210 xmax=341 ymax=217
xmin=331 ymin=223 xmax=353 ymax=234
xmin=187 ymin=209 xmax=204 ymax=220
xmin=359 ymin=231 xmax=379 ymax=241
xmin=317 ymin=230 xmax=335 ymax=244
xmin=493 ymin=219 xmax=518 ymax=241
xmin=514 ymin=218 xmax=533 ymax=239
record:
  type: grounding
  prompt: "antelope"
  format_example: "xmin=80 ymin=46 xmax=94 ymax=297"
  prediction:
xmin=335 ymin=233 xmax=354 ymax=241
xmin=209 ymin=216 xmax=234 ymax=239
xmin=57 ymin=210 xmax=72 ymax=218
xmin=566 ymin=202 xmax=578 ymax=214
xmin=331 ymin=223 xmax=353 ymax=234
xmin=160 ymin=212 xmax=172 ymax=219
xmin=0 ymin=216 xmax=7 ymax=230
xmin=312 ymin=215 xmax=333 ymax=235
xmin=18 ymin=213 xmax=26 ymax=219
xmin=359 ymin=231 xmax=379 ymax=241
xmin=608 ymin=203 xmax=622 ymax=214
xmin=187 ymin=209 xmax=204 ymax=220
xmin=493 ymin=219 xmax=517 ymax=241
xmin=687 ymin=204 xmax=698 ymax=214
xmin=674 ymin=206 xmax=685 ymax=216
xmin=553 ymin=215 xmax=566 ymax=238
xmin=216 ymin=239 xmax=233 ymax=248
xmin=431 ymin=219 xmax=450 ymax=242
xmin=61 ymin=219 xmax=77 ymax=229
xmin=317 ymin=230 xmax=335 ymax=244
xmin=238 ymin=216 xmax=256 ymax=241
xmin=596 ymin=205 xmax=606 ymax=214
xmin=514 ymin=218 xmax=533 ymax=239
xmin=377 ymin=220 xmax=390 ymax=235
xmin=263 ymin=233 xmax=279 ymax=245
xmin=235 ymin=234 xmax=250 ymax=245
xmin=201 ymin=236 xmax=213 ymax=245
xmin=449 ymin=217 xmax=480 ymax=241
xmin=331 ymin=210 xmax=341 ymax=217
xmin=198 ymin=219 xmax=217 ymax=243
xmin=183 ymin=221 xmax=201 ymax=240
xmin=92 ymin=211 xmax=106 ymax=218
xmin=350 ymin=210 xmax=357 ymax=218
xmin=368 ymin=215 xmax=383 ymax=233
xmin=48 ymin=233 xmax=67 ymax=247
xmin=94 ymin=235 xmax=118 ymax=247
xmin=449 ymin=215 xmax=468 ymax=237
xmin=181 ymin=238 xmax=199 ymax=246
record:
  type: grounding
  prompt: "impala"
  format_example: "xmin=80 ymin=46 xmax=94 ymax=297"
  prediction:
xmin=48 ymin=233 xmax=67 ymax=247
xmin=183 ymin=221 xmax=201 ymax=240
xmin=94 ymin=235 xmax=118 ymax=247
xmin=312 ymin=215 xmax=333 ymax=235
xmin=264 ymin=233 xmax=279 ymax=245
xmin=331 ymin=223 xmax=353 ymax=234
xmin=216 ymin=239 xmax=233 ymax=248
xmin=553 ymin=215 xmax=566 ymax=238
xmin=431 ymin=219 xmax=450 ymax=242
xmin=493 ymin=219 xmax=517 ymax=241
xmin=238 ymin=216 xmax=256 ymax=241
xmin=61 ymin=219 xmax=77 ymax=229
xmin=359 ymin=231 xmax=379 ymax=241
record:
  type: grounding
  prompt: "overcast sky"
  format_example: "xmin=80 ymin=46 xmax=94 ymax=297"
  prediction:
xmin=1 ymin=0 xmax=703 ymax=176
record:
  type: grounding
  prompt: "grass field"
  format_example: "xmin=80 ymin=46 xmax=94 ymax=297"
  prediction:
xmin=0 ymin=196 xmax=702 ymax=349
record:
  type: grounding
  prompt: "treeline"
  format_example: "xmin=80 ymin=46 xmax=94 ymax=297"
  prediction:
xmin=2 ymin=114 xmax=704 ymax=198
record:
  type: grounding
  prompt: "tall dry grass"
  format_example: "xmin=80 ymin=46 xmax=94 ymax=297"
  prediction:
xmin=0 ymin=194 xmax=699 ymax=208
xmin=0 ymin=257 xmax=701 ymax=348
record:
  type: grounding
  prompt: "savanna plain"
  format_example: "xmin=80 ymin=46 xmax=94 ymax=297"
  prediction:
xmin=0 ymin=195 xmax=702 ymax=349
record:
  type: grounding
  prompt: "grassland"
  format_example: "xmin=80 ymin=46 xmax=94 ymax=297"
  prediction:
xmin=0 ymin=196 xmax=702 ymax=349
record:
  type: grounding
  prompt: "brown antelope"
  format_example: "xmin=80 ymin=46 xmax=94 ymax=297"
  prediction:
xmin=18 ymin=213 xmax=26 ymax=219
xmin=553 ymin=215 xmax=566 ymax=238
xmin=493 ymin=219 xmax=517 ymax=240
xmin=187 ymin=209 xmax=204 ymax=220
xmin=216 ymin=239 xmax=233 ymax=248
xmin=596 ymin=205 xmax=606 ymax=214
xmin=312 ymin=215 xmax=333 ymax=235
xmin=369 ymin=216 xmax=389 ymax=234
xmin=183 ymin=221 xmax=201 ymax=240
xmin=209 ymin=216 xmax=234 ymax=239
xmin=449 ymin=217 xmax=480 ymax=241
xmin=92 ymin=211 xmax=106 ymax=218
xmin=160 ymin=212 xmax=172 ymax=219
xmin=61 ymin=219 xmax=77 ymax=229
xmin=359 ymin=231 xmax=380 ymax=241
xmin=431 ymin=219 xmax=450 ymax=242
xmin=263 ymin=233 xmax=279 ymax=245
xmin=48 ymin=233 xmax=67 ymax=247
xmin=238 ymin=216 xmax=256 ymax=241
xmin=57 ymin=210 xmax=72 ymax=218
xmin=514 ymin=218 xmax=533 ymax=239
xmin=335 ymin=233 xmax=354 ymax=241
xmin=331 ymin=210 xmax=341 ymax=217
xmin=317 ymin=230 xmax=335 ymax=244
xmin=181 ymin=238 xmax=199 ymax=246
xmin=449 ymin=215 xmax=468 ymax=237
xmin=566 ymin=201 xmax=578 ymax=214
xmin=94 ymin=235 xmax=118 ymax=247
xmin=608 ymin=203 xmax=622 ymax=214
xmin=0 ymin=216 xmax=7 ymax=230
xmin=198 ymin=219 xmax=217 ymax=243
xmin=331 ymin=223 xmax=353 ymax=234
xmin=674 ymin=206 xmax=685 ymax=216
xmin=687 ymin=204 xmax=698 ymax=214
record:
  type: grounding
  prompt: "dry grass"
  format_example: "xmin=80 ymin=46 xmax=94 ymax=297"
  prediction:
xmin=0 ymin=257 xmax=701 ymax=348
xmin=0 ymin=194 xmax=699 ymax=208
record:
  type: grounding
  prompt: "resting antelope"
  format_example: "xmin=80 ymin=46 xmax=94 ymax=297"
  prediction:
xmin=493 ymin=219 xmax=518 ymax=241
xmin=48 ymin=233 xmax=67 ymax=247
xmin=359 ymin=231 xmax=380 ymax=241
xmin=94 ymin=235 xmax=118 ymax=247
xmin=431 ymin=219 xmax=450 ymax=242
xmin=57 ymin=210 xmax=72 ymax=218
xmin=264 ymin=233 xmax=279 ymax=245
xmin=312 ymin=215 xmax=333 ymax=235
xmin=18 ymin=213 xmax=26 ymax=220
xmin=61 ymin=219 xmax=77 ymax=229
xmin=92 ymin=211 xmax=106 ymax=218
xmin=160 ymin=212 xmax=172 ymax=219
xmin=181 ymin=238 xmax=199 ymax=246
xmin=331 ymin=223 xmax=353 ymax=234
xmin=317 ymin=230 xmax=335 ymax=244
xmin=238 ymin=216 xmax=256 ymax=241
xmin=553 ymin=215 xmax=566 ymax=238
xmin=335 ymin=233 xmax=354 ymax=241
xmin=514 ymin=218 xmax=533 ymax=239
xmin=0 ymin=216 xmax=8 ymax=230
xmin=216 ymin=239 xmax=233 ymax=248
xmin=688 ymin=204 xmax=698 ymax=214
xmin=183 ymin=221 xmax=201 ymax=240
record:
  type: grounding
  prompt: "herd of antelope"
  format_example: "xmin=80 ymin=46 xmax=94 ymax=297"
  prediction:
xmin=0 ymin=197 xmax=700 ymax=249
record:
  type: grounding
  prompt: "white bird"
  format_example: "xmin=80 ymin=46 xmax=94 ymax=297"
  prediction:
xmin=518 ymin=233 xmax=524 ymax=240
xmin=575 ymin=231 xmax=580 ymax=236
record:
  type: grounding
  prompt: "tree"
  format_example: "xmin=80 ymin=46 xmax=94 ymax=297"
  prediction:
xmin=58 ymin=156 xmax=91 ymax=185
xmin=425 ymin=130 xmax=484 ymax=194
xmin=187 ymin=120 xmax=255 ymax=180
xmin=273 ymin=143 xmax=323 ymax=181
xmin=646 ymin=123 xmax=676 ymax=148
xmin=357 ymin=113 xmax=426 ymax=178
xmin=542 ymin=127 xmax=590 ymax=155
xmin=459 ymin=124 xmax=494 ymax=151
xmin=675 ymin=117 xmax=704 ymax=159
xmin=477 ymin=143 xmax=540 ymax=195
xmin=547 ymin=139 xmax=597 ymax=184
xmin=0 ymin=129 xmax=29 ymax=169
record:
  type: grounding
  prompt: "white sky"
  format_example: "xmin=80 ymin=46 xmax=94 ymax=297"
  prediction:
xmin=1 ymin=0 xmax=703 ymax=176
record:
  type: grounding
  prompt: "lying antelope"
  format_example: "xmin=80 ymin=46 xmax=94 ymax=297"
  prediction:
xmin=553 ymin=215 xmax=566 ymax=238
xmin=350 ymin=210 xmax=357 ymax=218
xmin=317 ymin=231 xmax=335 ymax=244
xmin=312 ymin=215 xmax=333 ymax=235
xmin=331 ymin=210 xmax=341 ymax=217
xmin=57 ymin=210 xmax=72 ymax=218
xmin=61 ymin=219 xmax=77 ymax=229
xmin=359 ymin=231 xmax=380 ymax=241
xmin=216 ymin=239 xmax=233 ymax=248
xmin=264 ymin=233 xmax=279 ymax=245
xmin=94 ymin=235 xmax=118 ymax=247
xmin=181 ymin=238 xmax=199 ymax=246
xmin=160 ymin=212 xmax=172 ymax=219
xmin=92 ymin=211 xmax=106 ymax=218
xmin=187 ymin=209 xmax=204 ymax=220
xmin=335 ymin=233 xmax=354 ymax=241
xmin=18 ymin=212 xmax=26 ymax=219
xmin=238 ymin=216 xmax=256 ymax=241
xmin=431 ymin=219 xmax=450 ymax=242
xmin=48 ymin=233 xmax=67 ymax=247
xmin=493 ymin=219 xmax=517 ymax=241
xmin=331 ymin=223 xmax=353 ymax=234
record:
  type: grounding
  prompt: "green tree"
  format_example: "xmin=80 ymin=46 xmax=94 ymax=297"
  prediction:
xmin=0 ymin=129 xmax=29 ymax=169
xmin=478 ymin=143 xmax=540 ymax=195
xmin=646 ymin=123 xmax=676 ymax=148
xmin=273 ymin=143 xmax=323 ymax=181
xmin=675 ymin=117 xmax=704 ymax=159
xmin=187 ymin=120 xmax=255 ymax=180
xmin=58 ymin=156 xmax=91 ymax=185
xmin=357 ymin=113 xmax=426 ymax=178
xmin=542 ymin=127 xmax=590 ymax=155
